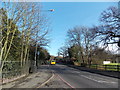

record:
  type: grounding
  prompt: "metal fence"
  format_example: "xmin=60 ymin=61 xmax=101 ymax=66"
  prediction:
xmin=2 ymin=61 xmax=30 ymax=79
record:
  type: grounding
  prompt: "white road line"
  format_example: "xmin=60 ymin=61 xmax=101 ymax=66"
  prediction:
xmin=81 ymin=75 xmax=117 ymax=84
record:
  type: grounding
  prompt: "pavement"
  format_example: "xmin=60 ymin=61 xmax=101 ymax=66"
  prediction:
xmin=2 ymin=65 xmax=72 ymax=89
xmin=2 ymin=65 xmax=52 ymax=88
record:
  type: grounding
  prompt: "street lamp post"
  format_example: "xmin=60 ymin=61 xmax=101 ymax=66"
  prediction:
xmin=49 ymin=9 xmax=55 ymax=12
xmin=41 ymin=9 xmax=55 ymax=12
xmin=33 ymin=9 xmax=54 ymax=72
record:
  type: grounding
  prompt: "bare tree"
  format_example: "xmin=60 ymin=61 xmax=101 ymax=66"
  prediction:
xmin=81 ymin=27 xmax=95 ymax=65
xmin=0 ymin=2 xmax=50 ymax=73
xmin=94 ymin=6 xmax=120 ymax=47
xmin=67 ymin=26 xmax=85 ymax=63
xmin=58 ymin=46 xmax=68 ymax=58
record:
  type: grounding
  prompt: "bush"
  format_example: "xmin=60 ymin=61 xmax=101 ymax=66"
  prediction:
xmin=66 ymin=61 xmax=74 ymax=65
xmin=74 ymin=62 xmax=80 ymax=66
xmin=81 ymin=63 xmax=87 ymax=67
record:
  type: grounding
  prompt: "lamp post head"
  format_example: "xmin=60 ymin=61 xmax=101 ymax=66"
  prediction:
xmin=49 ymin=9 xmax=55 ymax=12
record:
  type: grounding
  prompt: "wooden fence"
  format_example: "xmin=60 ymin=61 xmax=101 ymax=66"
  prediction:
xmin=87 ymin=64 xmax=120 ymax=72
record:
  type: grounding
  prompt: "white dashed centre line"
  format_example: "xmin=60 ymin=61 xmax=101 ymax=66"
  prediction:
xmin=81 ymin=75 xmax=117 ymax=84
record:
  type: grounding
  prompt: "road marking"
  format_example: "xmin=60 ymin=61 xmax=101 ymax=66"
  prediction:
xmin=57 ymin=74 xmax=75 ymax=89
xmin=81 ymin=75 xmax=117 ymax=84
xmin=36 ymin=72 xmax=55 ymax=88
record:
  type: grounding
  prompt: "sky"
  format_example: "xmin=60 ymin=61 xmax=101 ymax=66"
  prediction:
xmin=0 ymin=1 xmax=118 ymax=56
xmin=41 ymin=2 xmax=118 ymax=56
xmin=1 ymin=0 xmax=119 ymax=2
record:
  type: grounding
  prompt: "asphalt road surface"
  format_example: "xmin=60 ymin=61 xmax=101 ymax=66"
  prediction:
xmin=47 ymin=64 xmax=119 ymax=88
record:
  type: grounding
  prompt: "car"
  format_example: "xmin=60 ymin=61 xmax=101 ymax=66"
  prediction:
xmin=51 ymin=60 xmax=56 ymax=65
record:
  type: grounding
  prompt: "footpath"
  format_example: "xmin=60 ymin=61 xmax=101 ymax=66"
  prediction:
xmin=2 ymin=65 xmax=52 ymax=88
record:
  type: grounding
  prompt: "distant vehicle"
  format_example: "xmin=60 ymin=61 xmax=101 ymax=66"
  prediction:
xmin=51 ymin=60 xmax=56 ymax=65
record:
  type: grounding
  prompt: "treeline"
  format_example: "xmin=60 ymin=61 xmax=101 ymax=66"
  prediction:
xmin=58 ymin=6 xmax=120 ymax=66
xmin=0 ymin=2 xmax=50 ymax=76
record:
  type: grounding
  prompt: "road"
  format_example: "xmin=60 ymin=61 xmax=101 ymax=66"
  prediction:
xmin=44 ymin=64 xmax=119 ymax=88
xmin=2 ymin=64 xmax=119 ymax=89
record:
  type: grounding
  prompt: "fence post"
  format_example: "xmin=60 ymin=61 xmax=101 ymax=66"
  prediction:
xmin=96 ymin=64 xmax=97 ymax=69
xmin=104 ymin=65 xmax=106 ymax=70
xmin=117 ymin=65 xmax=119 ymax=72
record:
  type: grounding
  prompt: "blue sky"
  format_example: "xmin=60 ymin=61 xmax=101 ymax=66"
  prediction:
xmin=41 ymin=2 xmax=117 ymax=56
xmin=0 ymin=1 xmax=118 ymax=56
